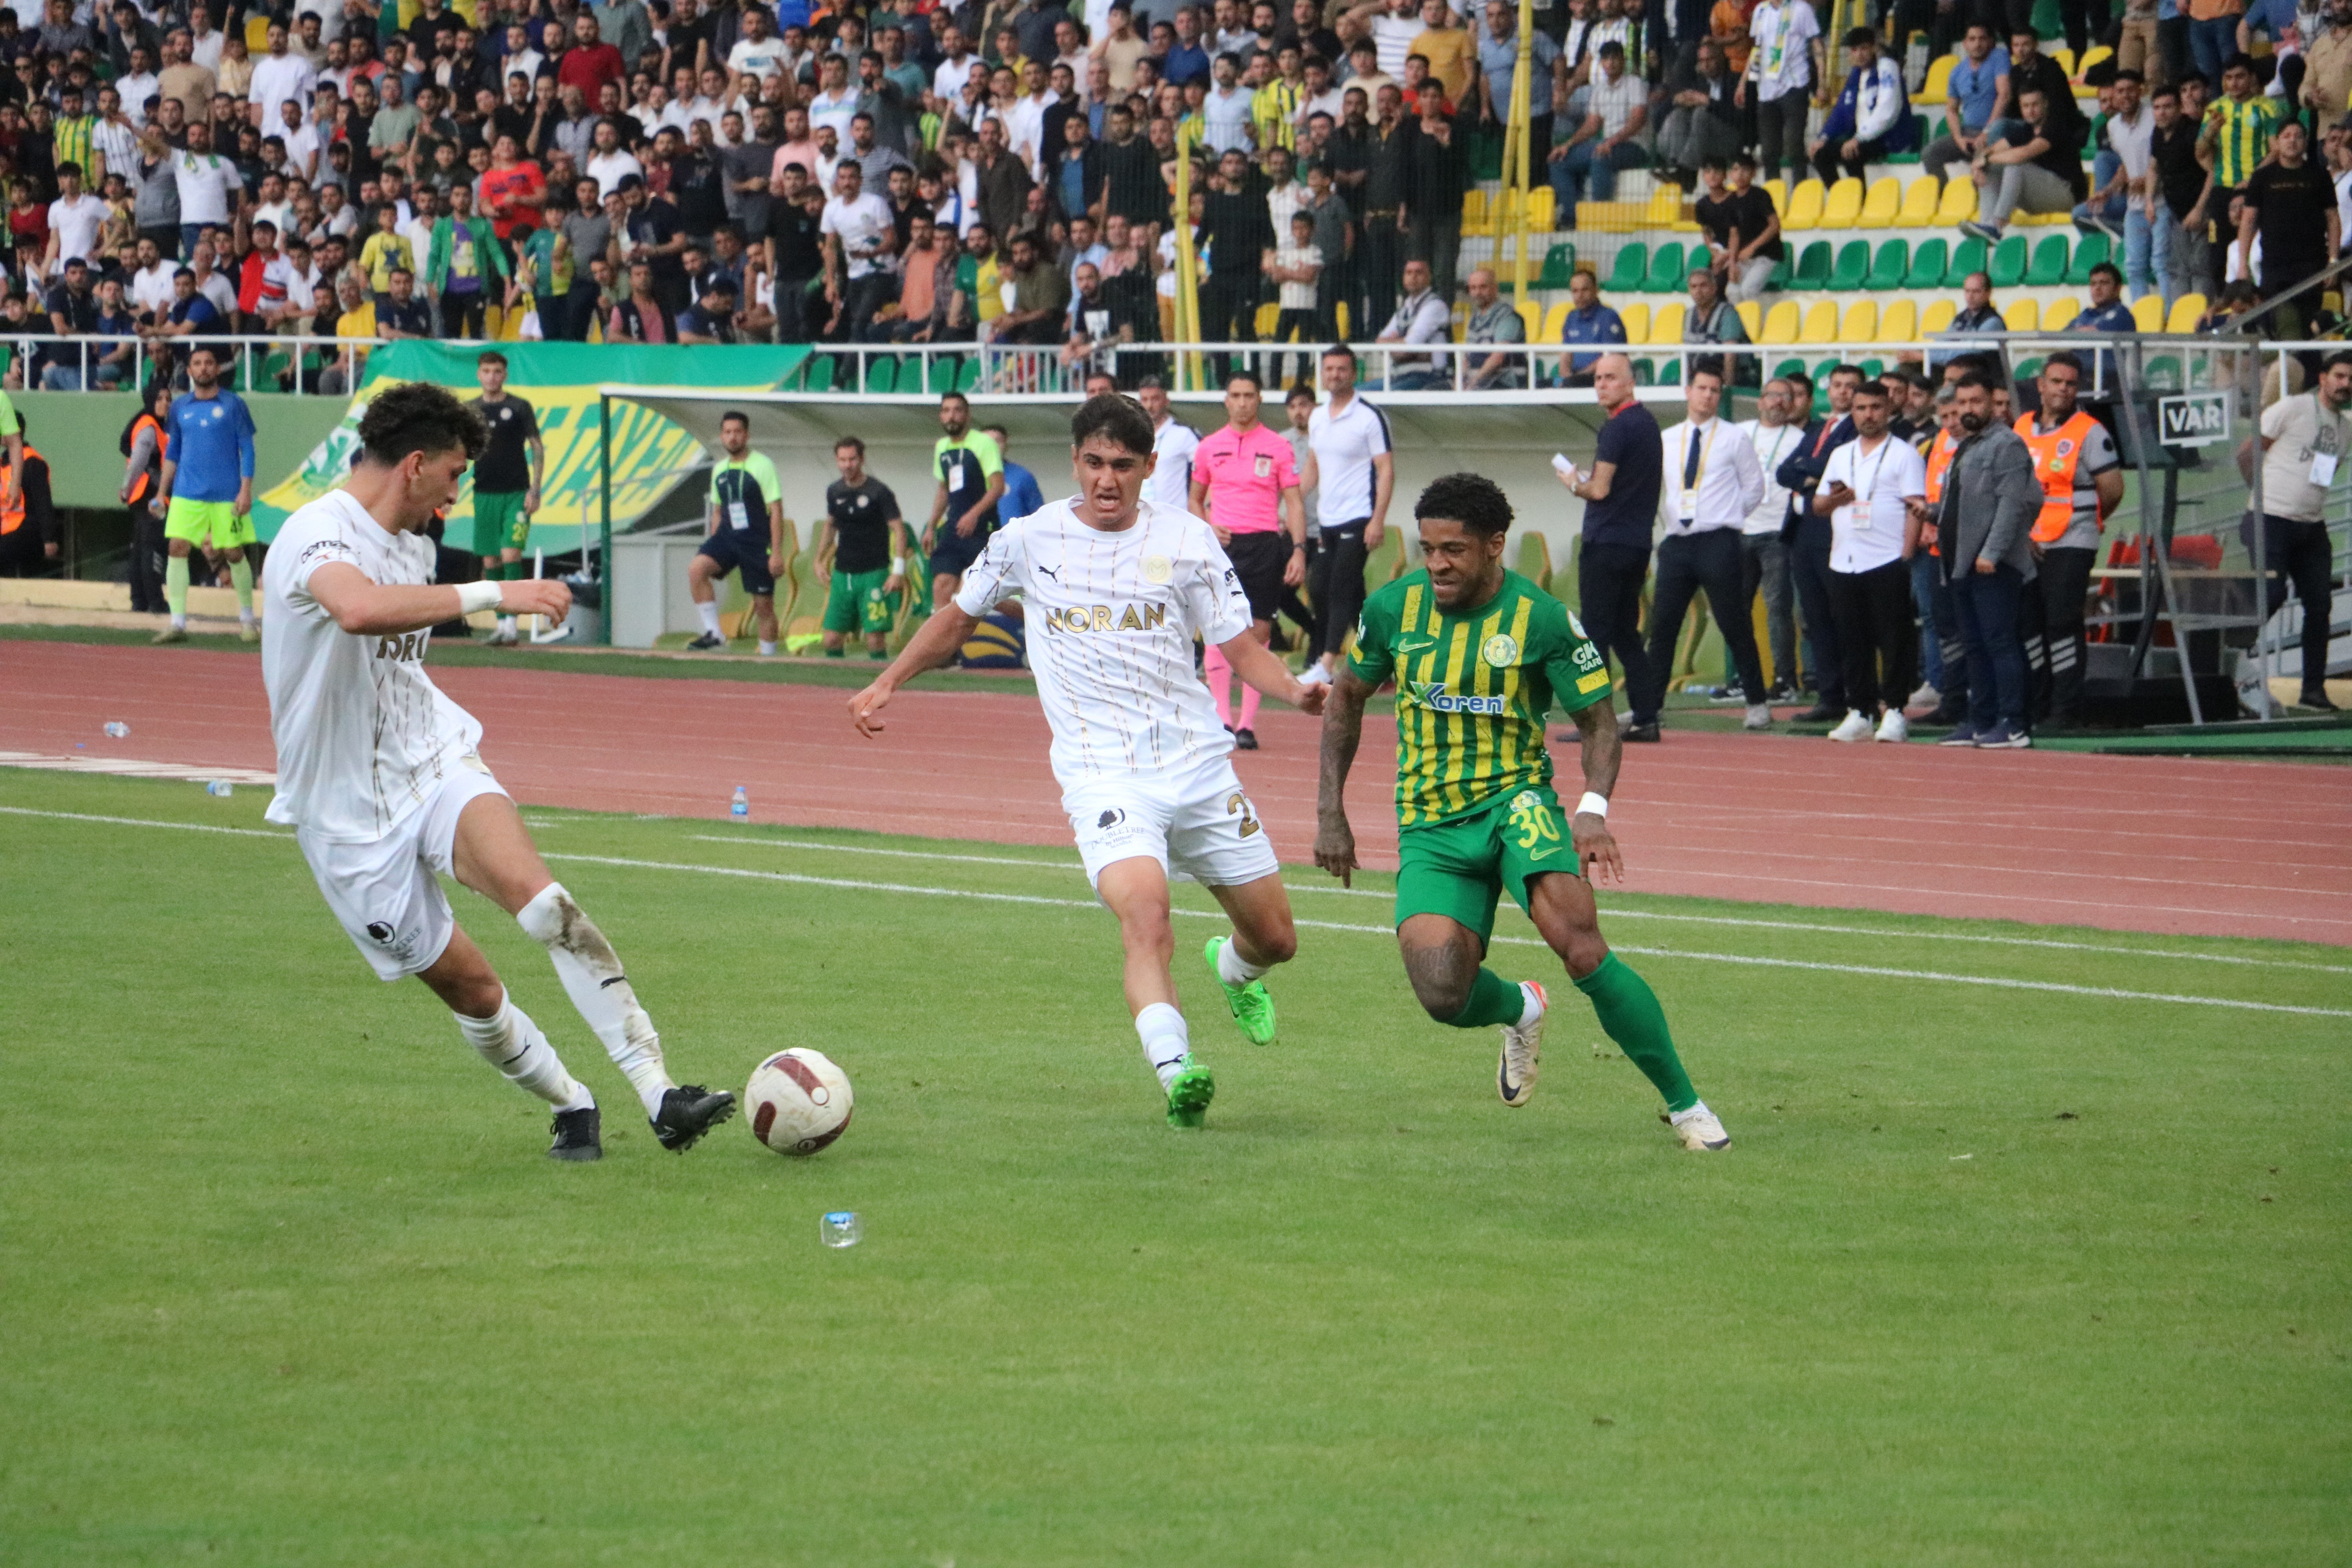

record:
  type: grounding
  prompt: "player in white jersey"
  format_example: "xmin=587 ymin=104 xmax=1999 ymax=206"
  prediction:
xmin=1136 ymin=375 xmax=1200 ymax=516
xmin=849 ymin=394 xmax=1325 ymax=1130
xmin=260 ymin=382 xmax=736 ymax=1162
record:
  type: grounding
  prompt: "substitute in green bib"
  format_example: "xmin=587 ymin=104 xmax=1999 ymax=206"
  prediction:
xmin=816 ymin=434 xmax=908 ymax=659
xmin=687 ymin=410 xmax=786 ymax=654
xmin=466 ymin=350 xmax=544 ymax=647
xmin=1315 ymin=473 xmax=1730 ymax=1151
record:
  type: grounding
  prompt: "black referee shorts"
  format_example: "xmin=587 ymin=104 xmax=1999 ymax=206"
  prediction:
xmin=1224 ymin=531 xmax=1291 ymax=622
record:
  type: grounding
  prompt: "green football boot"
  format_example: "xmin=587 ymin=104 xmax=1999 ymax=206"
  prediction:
xmin=1204 ymin=936 xmax=1277 ymax=1045
xmin=1165 ymin=1061 xmax=1216 ymax=1129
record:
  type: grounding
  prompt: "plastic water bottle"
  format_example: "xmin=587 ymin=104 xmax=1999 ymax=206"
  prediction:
xmin=103 ymin=721 xmax=129 ymax=739
xmin=206 ymin=780 xmax=233 ymax=798
xmin=820 ymin=1211 xmax=860 ymax=1248
xmin=730 ymin=786 xmax=750 ymax=820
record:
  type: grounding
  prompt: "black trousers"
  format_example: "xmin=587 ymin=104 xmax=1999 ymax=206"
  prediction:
xmin=1789 ymin=513 xmax=1846 ymax=707
xmin=1359 ymin=216 xmax=1401 ymax=343
xmin=1640 ymin=527 xmax=1765 ymax=717
xmin=1812 ymin=135 xmax=1888 ymax=187
xmin=2259 ymin=515 xmax=2339 ymax=695
xmin=1921 ymin=552 xmax=1970 ymax=717
xmin=2025 ymin=543 xmax=2095 ymax=725
xmin=1308 ymin=521 xmax=1370 ymax=660
xmin=1578 ymin=539 xmax=1657 ymax=722
xmin=1199 ymin=270 xmax=1259 ymax=379
xmin=1826 ymin=557 xmax=1917 ymax=716
xmin=129 ymin=502 xmax=166 ymax=613
xmin=563 ymin=279 xmax=603 ymax=341
xmin=2057 ymin=0 xmax=2110 ymax=56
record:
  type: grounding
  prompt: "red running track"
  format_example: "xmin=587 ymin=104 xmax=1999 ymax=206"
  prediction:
xmin=8 ymin=640 xmax=2350 ymax=945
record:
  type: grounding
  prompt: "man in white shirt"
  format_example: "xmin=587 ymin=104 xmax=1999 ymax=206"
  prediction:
xmin=129 ymin=236 xmax=177 ymax=319
xmin=44 ymin=162 xmax=110 ymax=278
xmin=187 ymin=4 xmax=225 ymax=71
xmin=849 ymin=393 xmax=1323 ymax=1133
xmin=804 ymin=53 xmax=861 ymax=146
xmin=1299 ymin=343 xmax=1394 ymax=681
xmin=724 ymin=4 xmax=789 ymax=86
xmin=260 ymin=381 xmax=737 ymax=1162
xmin=1741 ymin=0 xmax=1822 ymax=184
xmin=1813 ymin=376 xmax=1926 ymax=741
xmin=112 ymin=54 xmax=160 ymax=123
xmin=1735 ymin=374 xmax=1804 ymax=703
xmin=1203 ymin=53 xmax=1256 ymax=152
xmin=1138 ymin=376 xmax=1200 ymax=513
xmin=819 ymin=160 xmax=896 ymax=337
xmin=1006 ymin=58 xmax=1061 ymax=176
xmin=277 ymin=94 xmax=321 ymax=182
xmin=1644 ymin=360 xmax=1770 ymax=729
xmin=1343 ymin=0 xmax=1430 ymax=79
xmin=932 ymin=21 xmax=979 ymax=103
xmin=168 ymin=121 xmax=241 ymax=257
xmin=248 ymin=20 xmax=319 ymax=133
xmin=584 ymin=117 xmax=645 ymax=196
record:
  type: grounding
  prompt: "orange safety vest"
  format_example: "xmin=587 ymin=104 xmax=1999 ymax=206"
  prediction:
xmin=0 ymin=443 xmax=44 ymax=535
xmin=123 ymin=413 xmax=165 ymax=508
xmin=1922 ymin=429 xmax=1958 ymax=557
xmin=2015 ymin=410 xmax=2102 ymax=544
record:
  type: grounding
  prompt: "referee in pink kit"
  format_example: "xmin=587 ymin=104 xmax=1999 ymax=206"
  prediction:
xmin=1189 ymin=370 xmax=1308 ymax=750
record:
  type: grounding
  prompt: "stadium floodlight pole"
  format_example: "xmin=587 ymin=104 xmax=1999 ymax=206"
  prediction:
xmin=1506 ymin=0 xmax=1533 ymax=305
xmin=1173 ymin=115 xmax=1203 ymax=393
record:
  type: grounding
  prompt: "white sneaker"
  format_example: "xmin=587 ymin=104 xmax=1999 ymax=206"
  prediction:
xmin=1665 ymin=1101 xmax=1731 ymax=1150
xmin=1497 ymin=981 xmax=1545 ymax=1107
xmin=1874 ymin=709 xmax=1908 ymax=744
xmin=1742 ymin=702 xmax=1773 ymax=730
xmin=1908 ymin=681 xmax=1940 ymax=709
xmin=1828 ymin=709 xmax=1873 ymax=742
xmin=1297 ymin=662 xmax=1332 ymax=688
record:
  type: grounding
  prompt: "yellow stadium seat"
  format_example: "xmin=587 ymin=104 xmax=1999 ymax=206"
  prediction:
xmin=1517 ymin=301 xmax=1543 ymax=342
xmin=1621 ymin=302 xmax=1652 ymax=344
xmin=2167 ymin=292 xmax=2207 ymax=332
xmin=1841 ymin=301 xmax=1879 ymax=342
xmin=1539 ymin=300 xmax=1571 ymax=341
xmin=1857 ymin=177 xmax=1901 ymax=227
xmin=1765 ymin=178 xmax=1786 ymax=213
xmin=2043 ymin=295 xmax=2081 ymax=328
xmin=1336 ymin=301 xmax=1350 ymax=337
xmin=1450 ymin=301 xmax=1469 ymax=342
xmin=1527 ymin=187 xmax=1557 ymax=232
xmin=1782 ymin=179 xmax=1826 ymax=230
xmin=1461 ymin=189 xmax=1490 ymax=232
xmin=2075 ymin=44 xmax=2111 ymax=78
xmin=2131 ymin=294 xmax=2164 ymax=332
xmin=1760 ymin=299 xmax=1801 ymax=344
xmin=1936 ymin=176 xmax=1977 ymax=224
xmin=2002 ymin=297 xmax=2039 ymax=331
xmin=1920 ymin=53 xmax=1957 ymax=104
xmin=1736 ymin=300 xmax=1762 ymax=338
xmin=1881 ymin=298 xmax=1918 ymax=340
xmin=2015 ymin=208 xmax=2070 ymax=225
xmin=1896 ymin=177 xmax=1941 ymax=227
xmin=2047 ymin=45 xmax=2075 ymax=76
xmin=1821 ymin=177 xmax=1865 ymax=227
xmin=1800 ymin=300 xmax=1840 ymax=343
xmin=1922 ymin=298 xmax=1957 ymax=333
xmin=1255 ymin=303 xmax=1282 ymax=336
xmin=1653 ymin=302 xmax=1686 ymax=341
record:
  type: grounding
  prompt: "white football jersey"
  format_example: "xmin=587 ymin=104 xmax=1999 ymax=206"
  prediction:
xmin=955 ymin=496 xmax=1253 ymax=788
xmin=1145 ymin=416 xmax=1201 ymax=514
xmin=261 ymin=488 xmax=486 ymax=843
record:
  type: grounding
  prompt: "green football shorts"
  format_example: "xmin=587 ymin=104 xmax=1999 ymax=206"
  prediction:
xmin=822 ymin=566 xmax=898 ymax=635
xmin=1393 ymin=784 xmax=1581 ymax=947
xmin=162 ymin=496 xmax=254 ymax=549
xmin=471 ymin=490 xmax=530 ymax=557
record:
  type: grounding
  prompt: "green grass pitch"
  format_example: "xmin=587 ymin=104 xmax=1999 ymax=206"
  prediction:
xmin=2 ymin=769 xmax=2346 ymax=1566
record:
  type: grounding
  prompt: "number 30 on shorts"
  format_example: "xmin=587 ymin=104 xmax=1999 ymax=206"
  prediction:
xmin=1226 ymin=791 xmax=1262 ymax=838
xmin=1507 ymin=790 xmax=1560 ymax=850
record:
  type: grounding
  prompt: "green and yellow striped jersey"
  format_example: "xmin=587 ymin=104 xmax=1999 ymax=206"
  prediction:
xmin=1348 ymin=568 xmax=1612 ymax=828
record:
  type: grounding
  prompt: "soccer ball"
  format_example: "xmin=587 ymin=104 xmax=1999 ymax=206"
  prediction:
xmin=745 ymin=1048 xmax=854 ymax=1156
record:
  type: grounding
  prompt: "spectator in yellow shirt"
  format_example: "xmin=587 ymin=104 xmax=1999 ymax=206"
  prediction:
xmin=1410 ymin=0 xmax=1474 ymax=106
xmin=358 ymin=201 xmax=415 ymax=308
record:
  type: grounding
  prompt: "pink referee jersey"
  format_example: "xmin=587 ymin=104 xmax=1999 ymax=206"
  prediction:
xmin=1192 ymin=422 xmax=1299 ymax=534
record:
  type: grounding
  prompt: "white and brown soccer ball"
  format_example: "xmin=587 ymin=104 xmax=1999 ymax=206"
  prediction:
xmin=745 ymin=1049 xmax=854 ymax=1156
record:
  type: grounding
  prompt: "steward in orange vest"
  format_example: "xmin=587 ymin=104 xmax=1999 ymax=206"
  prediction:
xmin=0 ymin=424 xmax=57 ymax=575
xmin=2011 ymin=353 xmax=2124 ymax=728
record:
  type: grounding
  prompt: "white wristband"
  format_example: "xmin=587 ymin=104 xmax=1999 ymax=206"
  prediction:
xmin=1576 ymin=791 xmax=1610 ymax=820
xmin=457 ymin=580 xmax=503 ymax=615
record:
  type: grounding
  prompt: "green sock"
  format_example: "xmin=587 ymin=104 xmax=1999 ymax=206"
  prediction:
xmin=229 ymin=555 xmax=254 ymax=612
xmin=1446 ymin=965 xmax=1528 ymax=1029
xmin=165 ymin=554 xmax=189 ymax=620
xmin=868 ymin=648 xmax=888 ymax=660
xmin=1574 ymin=953 xmax=1697 ymax=1113
xmin=824 ymin=646 xmax=846 ymax=659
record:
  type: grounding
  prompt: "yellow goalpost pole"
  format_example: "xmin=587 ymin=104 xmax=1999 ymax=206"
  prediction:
xmin=1507 ymin=0 xmax=1535 ymax=303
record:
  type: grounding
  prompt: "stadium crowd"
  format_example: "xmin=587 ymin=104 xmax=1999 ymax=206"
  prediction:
xmin=0 ymin=0 xmax=2336 ymax=389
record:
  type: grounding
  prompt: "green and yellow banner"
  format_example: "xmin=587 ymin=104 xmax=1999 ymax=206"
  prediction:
xmin=252 ymin=343 xmax=810 ymax=548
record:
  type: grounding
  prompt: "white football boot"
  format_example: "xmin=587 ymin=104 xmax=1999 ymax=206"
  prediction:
xmin=1497 ymin=981 xmax=1546 ymax=1107
xmin=1665 ymin=1101 xmax=1731 ymax=1150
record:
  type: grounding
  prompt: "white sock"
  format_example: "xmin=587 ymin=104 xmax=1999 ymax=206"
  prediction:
xmin=1517 ymin=981 xmax=1546 ymax=1030
xmin=170 ymin=613 xmax=187 ymax=630
xmin=497 ymin=613 xmax=517 ymax=634
xmin=757 ymin=640 xmax=777 ymax=656
xmin=1214 ymin=936 xmax=1269 ymax=987
xmin=455 ymin=989 xmax=593 ymax=1110
xmin=516 ymin=882 xmax=673 ymax=1119
xmin=695 ymin=600 xmax=723 ymax=637
xmin=1135 ymin=1002 xmax=1191 ymax=1090
xmin=238 ymin=605 xmax=255 ymax=628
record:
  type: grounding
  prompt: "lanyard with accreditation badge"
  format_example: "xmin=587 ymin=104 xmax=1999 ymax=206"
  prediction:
xmin=1676 ymin=420 xmax=1720 ymax=524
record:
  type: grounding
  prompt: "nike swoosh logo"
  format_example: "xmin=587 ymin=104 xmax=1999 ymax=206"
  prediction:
xmin=1527 ymin=845 xmax=1563 ymax=861
xmin=1395 ymin=639 xmax=1436 ymax=654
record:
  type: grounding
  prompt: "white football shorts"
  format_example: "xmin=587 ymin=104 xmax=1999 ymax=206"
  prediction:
xmin=1063 ymin=752 xmax=1281 ymax=890
xmin=295 ymin=756 xmax=510 ymax=982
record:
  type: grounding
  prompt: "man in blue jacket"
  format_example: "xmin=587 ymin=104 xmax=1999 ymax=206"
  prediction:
xmin=1809 ymin=28 xmax=1916 ymax=185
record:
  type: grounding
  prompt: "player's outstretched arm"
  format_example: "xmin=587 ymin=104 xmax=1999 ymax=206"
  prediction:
xmin=1568 ymin=697 xmax=1626 ymax=885
xmin=1313 ymin=664 xmax=1374 ymax=885
xmin=307 ymin=560 xmax=570 ymax=636
xmin=1216 ymin=629 xmax=1326 ymax=715
xmin=848 ymin=603 xmax=980 ymax=737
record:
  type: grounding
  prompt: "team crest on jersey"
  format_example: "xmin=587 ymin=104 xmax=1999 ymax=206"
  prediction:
xmin=1253 ymin=454 xmax=1272 ymax=478
xmin=1142 ymin=554 xmax=1172 ymax=584
xmin=1510 ymin=790 xmax=1541 ymax=811
xmin=1566 ymin=610 xmax=1589 ymax=639
xmin=1404 ymin=679 xmax=1506 ymax=716
xmin=1481 ymin=633 xmax=1519 ymax=668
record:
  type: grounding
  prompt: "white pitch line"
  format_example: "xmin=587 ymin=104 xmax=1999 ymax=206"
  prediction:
xmin=544 ymin=853 xmax=2352 ymax=1019
xmin=688 ymin=833 xmax=2352 ymax=975
xmin=0 ymin=804 xmax=292 ymax=838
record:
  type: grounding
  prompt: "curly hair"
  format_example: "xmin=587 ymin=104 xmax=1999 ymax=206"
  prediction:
xmin=358 ymin=380 xmax=487 ymax=467
xmin=1413 ymin=472 xmax=1514 ymax=537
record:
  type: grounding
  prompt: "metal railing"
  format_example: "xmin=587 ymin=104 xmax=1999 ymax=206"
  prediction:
xmin=0 ymin=330 xmax=384 ymax=395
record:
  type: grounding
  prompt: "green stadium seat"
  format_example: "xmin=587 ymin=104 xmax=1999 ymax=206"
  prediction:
xmin=2014 ymin=356 xmax=2045 ymax=382
xmin=1792 ymin=240 xmax=1833 ymax=289
xmin=1631 ymin=357 xmax=1656 ymax=385
xmin=863 ymin=357 xmax=897 ymax=393
xmin=1772 ymin=357 xmax=1805 ymax=381
xmin=1988 ymin=234 xmax=2029 ymax=288
xmin=1829 ymin=239 xmax=1870 ymax=290
xmin=1767 ymin=254 xmax=1791 ymax=290
xmin=1537 ymin=242 xmax=1575 ymax=288
xmin=1866 ymin=238 xmax=1909 ymax=291
xmin=1606 ymin=242 xmax=1649 ymax=292
xmin=1944 ymin=235 xmax=1987 ymax=287
xmin=1906 ymin=236 xmax=1948 ymax=289
xmin=2065 ymin=230 xmax=2112 ymax=285
xmin=803 ymin=353 xmax=836 ymax=392
xmin=2025 ymin=232 xmax=2069 ymax=286
xmin=1644 ymin=240 xmax=1688 ymax=292
xmin=1858 ymin=358 xmax=1884 ymax=379
xmin=954 ymin=358 xmax=982 ymax=393
xmin=924 ymin=355 xmax=962 ymax=393
xmin=1659 ymin=356 xmax=1681 ymax=385
xmin=2144 ymin=354 xmax=2182 ymax=391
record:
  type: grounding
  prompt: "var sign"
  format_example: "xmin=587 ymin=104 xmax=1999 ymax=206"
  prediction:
xmin=2158 ymin=392 xmax=2230 ymax=446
